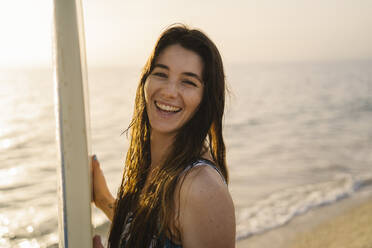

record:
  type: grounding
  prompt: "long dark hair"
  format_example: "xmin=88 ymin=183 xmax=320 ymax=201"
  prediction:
xmin=108 ymin=24 xmax=228 ymax=247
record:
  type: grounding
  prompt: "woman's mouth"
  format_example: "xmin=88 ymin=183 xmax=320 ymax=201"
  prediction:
xmin=155 ymin=101 xmax=182 ymax=113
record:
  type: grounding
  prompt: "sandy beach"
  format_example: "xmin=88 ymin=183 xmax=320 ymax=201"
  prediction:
xmin=236 ymin=191 xmax=372 ymax=248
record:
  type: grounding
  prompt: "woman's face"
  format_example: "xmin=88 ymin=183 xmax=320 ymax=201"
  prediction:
xmin=144 ymin=44 xmax=204 ymax=136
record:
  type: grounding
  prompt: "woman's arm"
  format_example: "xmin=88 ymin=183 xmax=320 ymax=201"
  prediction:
xmin=91 ymin=155 xmax=116 ymax=221
xmin=178 ymin=165 xmax=236 ymax=248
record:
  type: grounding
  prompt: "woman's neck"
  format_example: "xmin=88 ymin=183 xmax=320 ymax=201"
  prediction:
xmin=150 ymin=131 xmax=175 ymax=169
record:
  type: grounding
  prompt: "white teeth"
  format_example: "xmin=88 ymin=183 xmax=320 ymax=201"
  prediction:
xmin=155 ymin=102 xmax=181 ymax=112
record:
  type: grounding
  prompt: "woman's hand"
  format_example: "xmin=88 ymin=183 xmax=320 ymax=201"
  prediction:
xmin=91 ymin=154 xmax=115 ymax=221
xmin=93 ymin=235 xmax=104 ymax=248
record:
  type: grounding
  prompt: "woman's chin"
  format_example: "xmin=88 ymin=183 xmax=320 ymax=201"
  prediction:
xmin=150 ymin=124 xmax=180 ymax=136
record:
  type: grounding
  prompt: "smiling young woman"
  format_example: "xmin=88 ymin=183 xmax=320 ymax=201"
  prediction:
xmin=91 ymin=24 xmax=235 ymax=248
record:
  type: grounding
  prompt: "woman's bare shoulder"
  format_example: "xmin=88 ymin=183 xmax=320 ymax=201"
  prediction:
xmin=178 ymin=164 xmax=236 ymax=248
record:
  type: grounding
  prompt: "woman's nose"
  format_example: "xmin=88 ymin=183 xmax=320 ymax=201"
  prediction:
xmin=161 ymin=80 xmax=178 ymax=98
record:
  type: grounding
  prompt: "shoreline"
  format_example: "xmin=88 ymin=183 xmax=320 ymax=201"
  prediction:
xmin=236 ymin=190 xmax=372 ymax=248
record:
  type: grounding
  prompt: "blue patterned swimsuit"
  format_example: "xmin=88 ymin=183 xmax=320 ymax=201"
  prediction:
xmin=119 ymin=158 xmax=225 ymax=248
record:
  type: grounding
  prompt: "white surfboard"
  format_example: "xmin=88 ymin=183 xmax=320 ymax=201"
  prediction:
xmin=52 ymin=0 xmax=92 ymax=247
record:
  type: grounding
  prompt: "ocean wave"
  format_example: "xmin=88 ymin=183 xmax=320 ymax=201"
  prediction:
xmin=236 ymin=174 xmax=372 ymax=241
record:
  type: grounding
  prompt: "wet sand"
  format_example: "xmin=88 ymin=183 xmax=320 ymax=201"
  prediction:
xmin=236 ymin=191 xmax=372 ymax=248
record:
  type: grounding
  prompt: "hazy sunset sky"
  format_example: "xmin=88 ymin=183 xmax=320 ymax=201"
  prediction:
xmin=0 ymin=0 xmax=371 ymax=67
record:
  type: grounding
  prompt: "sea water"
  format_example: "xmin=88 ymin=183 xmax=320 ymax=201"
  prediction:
xmin=0 ymin=61 xmax=371 ymax=247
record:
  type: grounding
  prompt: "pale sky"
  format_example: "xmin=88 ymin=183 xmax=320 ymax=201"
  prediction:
xmin=0 ymin=0 xmax=371 ymax=67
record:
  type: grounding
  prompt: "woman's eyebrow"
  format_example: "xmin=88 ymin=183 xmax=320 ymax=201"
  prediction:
xmin=154 ymin=63 xmax=169 ymax=70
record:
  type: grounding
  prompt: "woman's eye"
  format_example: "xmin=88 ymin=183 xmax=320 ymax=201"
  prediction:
xmin=153 ymin=72 xmax=167 ymax=78
xmin=183 ymin=80 xmax=197 ymax=87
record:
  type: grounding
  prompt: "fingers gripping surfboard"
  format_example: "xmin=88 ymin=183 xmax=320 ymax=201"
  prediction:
xmin=53 ymin=0 xmax=92 ymax=247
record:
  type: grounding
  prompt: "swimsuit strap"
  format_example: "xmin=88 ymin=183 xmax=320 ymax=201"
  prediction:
xmin=183 ymin=158 xmax=227 ymax=185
